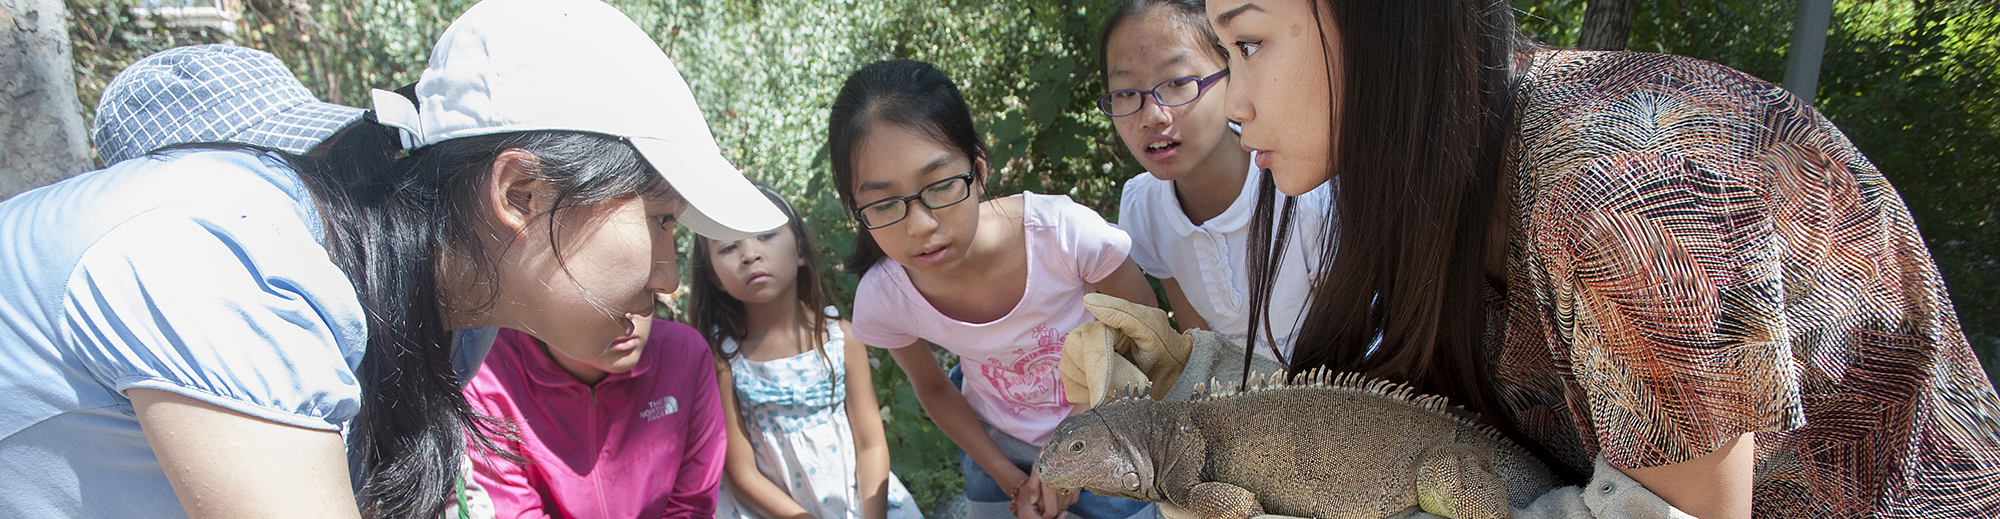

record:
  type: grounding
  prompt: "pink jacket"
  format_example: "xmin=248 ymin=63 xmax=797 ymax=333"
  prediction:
xmin=464 ymin=320 xmax=726 ymax=519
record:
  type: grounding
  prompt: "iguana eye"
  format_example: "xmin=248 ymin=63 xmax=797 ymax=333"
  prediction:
xmin=1067 ymin=440 xmax=1086 ymax=454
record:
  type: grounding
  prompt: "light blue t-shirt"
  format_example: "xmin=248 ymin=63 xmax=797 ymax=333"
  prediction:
xmin=0 ymin=149 xmax=369 ymax=517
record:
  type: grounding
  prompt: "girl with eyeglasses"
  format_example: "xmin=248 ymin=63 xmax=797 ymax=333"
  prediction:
xmin=828 ymin=60 xmax=1158 ymax=519
xmin=1099 ymin=0 xmax=1334 ymax=363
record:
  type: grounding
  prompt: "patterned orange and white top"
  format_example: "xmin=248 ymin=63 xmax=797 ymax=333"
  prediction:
xmin=1490 ymin=50 xmax=2000 ymax=517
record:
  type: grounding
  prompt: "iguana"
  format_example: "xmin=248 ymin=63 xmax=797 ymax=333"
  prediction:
xmin=1034 ymin=369 xmax=1562 ymax=519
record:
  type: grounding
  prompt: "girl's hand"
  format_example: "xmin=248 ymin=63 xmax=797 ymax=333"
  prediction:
xmin=1013 ymin=468 xmax=1077 ymax=519
xmin=1001 ymin=467 xmax=1032 ymax=515
xmin=1010 ymin=472 xmax=1041 ymax=519
xmin=1040 ymin=472 xmax=1080 ymax=519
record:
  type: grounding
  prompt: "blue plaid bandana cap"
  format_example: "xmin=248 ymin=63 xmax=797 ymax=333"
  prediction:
xmin=92 ymin=44 xmax=365 ymax=166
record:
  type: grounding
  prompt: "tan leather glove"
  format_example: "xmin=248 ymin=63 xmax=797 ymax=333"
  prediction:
xmin=1061 ymin=294 xmax=1193 ymax=406
xmin=1060 ymin=320 xmax=1152 ymax=407
xmin=1063 ymin=293 xmax=1292 ymax=405
xmin=1084 ymin=293 xmax=1195 ymax=395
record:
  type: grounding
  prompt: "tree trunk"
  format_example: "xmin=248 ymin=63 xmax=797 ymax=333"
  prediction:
xmin=1 ymin=0 xmax=91 ymax=201
xmin=1576 ymin=0 xmax=1637 ymax=51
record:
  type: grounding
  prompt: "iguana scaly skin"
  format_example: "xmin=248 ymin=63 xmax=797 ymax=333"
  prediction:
xmin=1034 ymin=369 xmax=1561 ymax=519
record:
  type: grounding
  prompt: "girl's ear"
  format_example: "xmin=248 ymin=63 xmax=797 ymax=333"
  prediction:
xmin=486 ymin=149 xmax=548 ymax=234
xmin=973 ymin=155 xmax=990 ymax=198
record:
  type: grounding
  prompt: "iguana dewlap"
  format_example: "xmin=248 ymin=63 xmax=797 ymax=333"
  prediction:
xmin=1034 ymin=369 xmax=1561 ymax=519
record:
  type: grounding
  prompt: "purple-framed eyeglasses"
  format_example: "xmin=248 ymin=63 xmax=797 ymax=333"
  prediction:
xmin=1096 ymin=68 xmax=1230 ymax=117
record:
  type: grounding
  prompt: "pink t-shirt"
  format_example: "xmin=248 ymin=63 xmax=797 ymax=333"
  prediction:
xmin=851 ymin=193 xmax=1131 ymax=446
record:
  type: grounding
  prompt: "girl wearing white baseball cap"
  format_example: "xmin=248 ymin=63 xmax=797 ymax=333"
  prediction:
xmin=0 ymin=0 xmax=778 ymax=517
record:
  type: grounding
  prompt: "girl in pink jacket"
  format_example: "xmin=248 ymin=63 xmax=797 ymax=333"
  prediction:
xmin=462 ymin=317 xmax=728 ymax=518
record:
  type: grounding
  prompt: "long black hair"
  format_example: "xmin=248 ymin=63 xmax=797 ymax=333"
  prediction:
xmin=828 ymin=60 xmax=990 ymax=276
xmin=293 ymin=119 xmax=666 ymax=518
xmin=1240 ymin=0 xmax=1578 ymax=481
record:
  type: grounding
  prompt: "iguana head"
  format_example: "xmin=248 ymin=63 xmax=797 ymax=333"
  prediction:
xmin=1034 ymin=401 xmax=1160 ymax=501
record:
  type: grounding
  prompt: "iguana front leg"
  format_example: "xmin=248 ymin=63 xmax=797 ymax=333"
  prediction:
xmin=1155 ymin=425 xmax=1268 ymax=519
xmin=1158 ymin=424 xmax=1214 ymax=511
xmin=1186 ymin=481 xmax=1267 ymax=519
xmin=1415 ymin=444 xmax=1511 ymax=519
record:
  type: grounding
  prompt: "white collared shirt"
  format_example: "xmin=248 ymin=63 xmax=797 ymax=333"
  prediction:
xmin=1118 ymin=155 xmax=1335 ymax=360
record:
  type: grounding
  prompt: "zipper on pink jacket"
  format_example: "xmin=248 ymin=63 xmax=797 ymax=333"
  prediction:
xmin=589 ymin=385 xmax=609 ymax=515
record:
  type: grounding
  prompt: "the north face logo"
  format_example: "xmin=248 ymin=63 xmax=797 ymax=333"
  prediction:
xmin=640 ymin=396 xmax=678 ymax=421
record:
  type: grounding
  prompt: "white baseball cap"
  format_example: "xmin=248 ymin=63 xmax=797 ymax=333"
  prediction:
xmin=370 ymin=0 xmax=783 ymax=241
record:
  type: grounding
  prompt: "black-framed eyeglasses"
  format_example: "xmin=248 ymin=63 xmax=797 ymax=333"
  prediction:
xmin=853 ymin=174 xmax=975 ymax=229
xmin=1096 ymin=69 xmax=1230 ymax=117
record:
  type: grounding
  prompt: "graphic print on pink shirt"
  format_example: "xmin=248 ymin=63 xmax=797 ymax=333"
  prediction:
xmin=980 ymin=325 xmax=1069 ymax=414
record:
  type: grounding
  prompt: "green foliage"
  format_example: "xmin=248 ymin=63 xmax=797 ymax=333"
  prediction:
xmin=229 ymin=0 xmax=477 ymax=106
xmin=1513 ymin=0 xmax=1588 ymax=46
xmin=1625 ymin=0 xmax=1796 ymax=80
xmin=1515 ymin=0 xmax=1797 ymax=82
